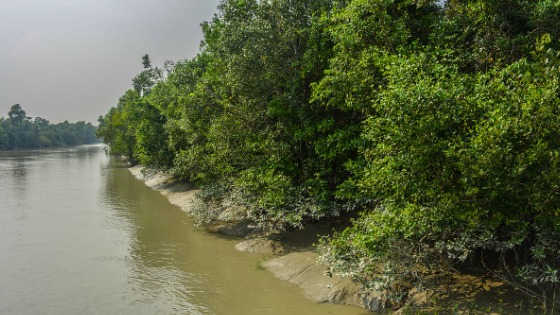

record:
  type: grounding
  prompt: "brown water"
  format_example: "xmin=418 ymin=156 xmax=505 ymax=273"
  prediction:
xmin=0 ymin=145 xmax=369 ymax=315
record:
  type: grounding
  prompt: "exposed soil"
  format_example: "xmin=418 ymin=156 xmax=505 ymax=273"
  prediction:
xmin=129 ymin=166 xmax=554 ymax=314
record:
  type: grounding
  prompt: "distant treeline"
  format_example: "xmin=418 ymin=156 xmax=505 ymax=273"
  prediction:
xmin=97 ymin=0 xmax=560 ymax=309
xmin=0 ymin=104 xmax=99 ymax=150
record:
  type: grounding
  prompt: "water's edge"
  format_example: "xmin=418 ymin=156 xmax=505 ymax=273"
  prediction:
xmin=127 ymin=166 xmax=371 ymax=311
xmin=128 ymin=166 xmax=553 ymax=315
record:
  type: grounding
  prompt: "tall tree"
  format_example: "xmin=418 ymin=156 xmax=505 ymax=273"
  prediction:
xmin=8 ymin=104 xmax=28 ymax=126
xmin=0 ymin=121 xmax=8 ymax=150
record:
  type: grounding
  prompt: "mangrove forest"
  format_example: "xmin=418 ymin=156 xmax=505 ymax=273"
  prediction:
xmin=97 ymin=0 xmax=560 ymax=311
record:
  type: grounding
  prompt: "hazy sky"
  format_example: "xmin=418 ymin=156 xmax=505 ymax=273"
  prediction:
xmin=0 ymin=0 xmax=220 ymax=124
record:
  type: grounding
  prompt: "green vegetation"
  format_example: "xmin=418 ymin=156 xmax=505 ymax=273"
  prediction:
xmin=0 ymin=104 xmax=98 ymax=150
xmin=97 ymin=0 xmax=560 ymax=310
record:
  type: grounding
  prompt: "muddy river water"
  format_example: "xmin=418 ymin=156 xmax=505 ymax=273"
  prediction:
xmin=0 ymin=145 xmax=369 ymax=315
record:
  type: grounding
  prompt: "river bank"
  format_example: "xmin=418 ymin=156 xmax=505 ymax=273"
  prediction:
xmin=128 ymin=167 xmax=375 ymax=309
xmin=129 ymin=166 xmax=550 ymax=314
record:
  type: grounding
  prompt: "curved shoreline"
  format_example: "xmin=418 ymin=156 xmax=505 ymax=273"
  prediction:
xmin=128 ymin=166 xmax=553 ymax=314
xmin=128 ymin=166 xmax=370 ymax=311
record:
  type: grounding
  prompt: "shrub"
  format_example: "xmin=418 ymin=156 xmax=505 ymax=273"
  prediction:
xmin=320 ymin=44 xmax=560 ymax=307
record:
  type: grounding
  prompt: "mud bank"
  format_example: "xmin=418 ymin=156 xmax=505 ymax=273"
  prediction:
xmin=129 ymin=166 xmax=371 ymax=310
xmin=129 ymin=166 xmax=553 ymax=314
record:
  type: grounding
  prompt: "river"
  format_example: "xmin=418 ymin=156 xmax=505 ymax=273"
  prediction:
xmin=0 ymin=145 xmax=368 ymax=315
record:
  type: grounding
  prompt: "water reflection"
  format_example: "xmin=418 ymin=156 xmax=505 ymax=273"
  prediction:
xmin=101 ymin=158 xmax=207 ymax=314
xmin=0 ymin=145 xmax=368 ymax=315
xmin=99 ymin=158 xmax=369 ymax=315
xmin=0 ymin=154 xmax=29 ymax=225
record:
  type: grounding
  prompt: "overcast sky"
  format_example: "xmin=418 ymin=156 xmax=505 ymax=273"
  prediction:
xmin=0 ymin=0 xmax=220 ymax=124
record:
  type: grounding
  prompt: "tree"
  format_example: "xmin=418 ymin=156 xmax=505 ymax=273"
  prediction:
xmin=0 ymin=121 xmax=8 ymax=150
xmin=8 ymin=104 xmax=28 ymax=125
xmin=96 ymin=91 xmax=139 ymax=162
xmin=1 ymin=105 xmax=98 ymax=149
xmin=316 ymin=0 xmax=560 ymax=306
xmin=438 ymin=0 xmax=560 ymax=72
xmin=133 ymin=54 xmax=164 ymax=96
xmin=6 ymin=104 xmax=34 ymax=148
xmin=93 ymin=1 xmax=560 ymax=308
xmin=197 ymin=0 xmax=365 ymax=225
xmin=142 ymin=53 xmax=151 ymax=69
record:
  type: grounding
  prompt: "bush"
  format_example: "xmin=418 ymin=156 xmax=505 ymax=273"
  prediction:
xmin=320 ymin=44 xmax=560 ymax=307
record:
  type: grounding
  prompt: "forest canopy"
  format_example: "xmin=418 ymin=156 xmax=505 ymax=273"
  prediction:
xmin=97 ymin=0 xmax=560 ymax=309
xmin=0 ymin=104 xmax=99 ymax=150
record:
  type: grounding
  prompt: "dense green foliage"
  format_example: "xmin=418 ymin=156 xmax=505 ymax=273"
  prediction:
xmin=98 ymin=0 xmax=560 ymax=308
xmin=0 ymin=104 xmax=98 ymax=150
